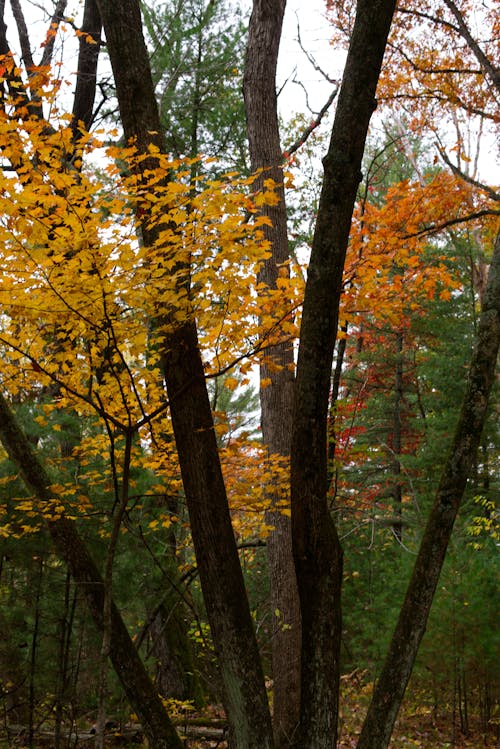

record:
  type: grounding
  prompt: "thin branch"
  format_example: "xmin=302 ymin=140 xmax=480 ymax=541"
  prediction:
xmin=9 ymin=0 xmax=34 ymax=70
xmin=403 ymin=209 xmax=500 ymax=239
xmin=387 ymin=39 xmax=481 ymax=78
xmin=397 ymin=6 xmax=459 ymax=33
xmin=39 ymin=0 xmax=68 ymax=69
xmin=295 ymin=14 xmax=337 ymax=85
xmin=285 ymin=86 xmax=339 ymax=158
xmin=436 ymin=143 xmax=500 ymax=202
xmin=0 ymin=335 xmax=129 ymax=432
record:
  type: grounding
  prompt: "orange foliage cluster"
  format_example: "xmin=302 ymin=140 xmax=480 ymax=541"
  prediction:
xmin=340 ymin=170 xmax=495 ymax=331
xmin=327 ymin=0 xmax=499 ymax=127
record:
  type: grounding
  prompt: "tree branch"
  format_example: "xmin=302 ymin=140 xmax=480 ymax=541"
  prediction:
xmin=0 ymin=389 xmax=182 ymax=749
xmin=285 ymin=86 xmax=339 ymax=159
xmin=436 ymin=143 xmax=500 ymax=202
xmin=403 ymin=209 xmax=500 ymax=239
xmin=441 ymin=0 xmax=500 ymax=94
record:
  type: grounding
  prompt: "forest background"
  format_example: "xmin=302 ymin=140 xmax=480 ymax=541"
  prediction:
xmin=0 ymin=1 xmax=498 ymax=748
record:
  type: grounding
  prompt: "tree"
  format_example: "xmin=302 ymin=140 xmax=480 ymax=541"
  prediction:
xmin=0 ymin=2 xmax=497 ymax=749
xmin=143 ymin=0 xmax=248 ymax=170
xmin=243 ymin=2 xmax=301 ymax=744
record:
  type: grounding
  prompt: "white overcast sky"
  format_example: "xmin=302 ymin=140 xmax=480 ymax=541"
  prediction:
xmin=277 ymin=0 xmax=341 ymax=119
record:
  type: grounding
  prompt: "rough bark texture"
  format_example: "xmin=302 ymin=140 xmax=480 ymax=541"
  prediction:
xmin=96 ymin=3 xmax=274 ymax=746
xmin=160 ymin=325 xmax=274 ymax=749
xmin=356 ymin=229 xmax=500 ymax=749
xmin=72 ymin=0 xmax=102 ymax=136
xmin=290 ymin=1 xmax=397 ymax=747
xmin=243 ymin=1 xmax=301 ymax=745
xmin=0 ymin=393 xmax=183 ymax=749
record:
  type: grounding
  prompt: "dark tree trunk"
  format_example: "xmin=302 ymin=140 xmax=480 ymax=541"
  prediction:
xmin=159 ymin=324 xmax=274 ymax=749
xmin=243 ymin=1 xmax=301 ymax=745
xmin=28 ymin=556 xmax=43 ymax=749
xmin=0 ymin=393 xmax=183 ymax=749
xmin=96 ymin=2 xmax=274 ymax=746
xmin=290 ymin=1 xmax=397 ymax=746
xmin=391 ymin=331 xmax=404 ymax=542
xmin=356 ymin=229 xmax=500 ymax=749
xmin=54 ymin=569 xmax=72 ymax=749
xmin=71 ymin=0 xmax=102 ymax=137
xmin=148 ymin=550 xmax=203 ymax=707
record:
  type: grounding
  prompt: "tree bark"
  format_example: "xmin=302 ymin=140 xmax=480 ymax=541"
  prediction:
xmin=0 ymin=392 xmax=183 ymax=749
xmin=356 ymin=229 xmax=500 ymax=749
xmin=96 ymin=2 xmax=274 ymax=746
xmin=290 ymin=1 xmax=397 ymax=747
xmin=243 ymin=2 xmax=301 ymax=745
xmin=71 ymin=0 xmax=102 ymax=137
xmin=391 ymin=331 xmax=404 ymax=542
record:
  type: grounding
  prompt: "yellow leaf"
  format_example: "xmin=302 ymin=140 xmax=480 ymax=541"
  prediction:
xmin=224 ymin=376 xmax=239 ymax=391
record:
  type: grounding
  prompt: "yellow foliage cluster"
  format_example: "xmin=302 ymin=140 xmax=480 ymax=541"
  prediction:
xmin=0 ymin=64 xmax=301 ymax=538
xmin=0 ymin=122 xmax=298 ymax=403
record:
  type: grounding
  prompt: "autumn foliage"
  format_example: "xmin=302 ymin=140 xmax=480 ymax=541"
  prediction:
xmin=0 ymin=2 xmax=498 ymax=747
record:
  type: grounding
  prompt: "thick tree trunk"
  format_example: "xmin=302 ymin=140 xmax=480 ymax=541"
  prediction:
xmin=96 ymin=3 xmax=274 ymax=746
xmin=290 ymin=2 xmax=397 ymax=747
xmin=161 ymin=325 xmax=274 ymax=749
xmin=243 ymin=2 xmax=301 ymax=745
xmin=356 ymin=229 xmax=500 ymax=749
xmin=0 ymin=393 xmax=183 ymax=749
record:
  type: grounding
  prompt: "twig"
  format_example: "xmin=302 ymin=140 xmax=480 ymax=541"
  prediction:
xmin=285 ymin=86 xmax=339 ymax=158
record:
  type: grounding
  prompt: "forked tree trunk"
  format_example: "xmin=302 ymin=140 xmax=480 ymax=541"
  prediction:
xmin=290 ymin=2 xmax=397 ymax=747
xmin=357 ymin=229 xmax=500 ymax=749
xmin=96 ymin=2 xmax=274 ymax=746
xmin=243 ymin=2 xmax=301 ymax=745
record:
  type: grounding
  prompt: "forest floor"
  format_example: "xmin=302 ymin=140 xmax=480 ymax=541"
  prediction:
xmin=2 ymin=711 xmax=498 ymax=749
xmin=338 ymin=714 xmax=499 ymax=749
xmin=2 ymin=688 xmax=498 ymax=748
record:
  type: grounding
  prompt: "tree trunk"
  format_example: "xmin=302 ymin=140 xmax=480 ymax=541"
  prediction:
xmin=96 ymin=2 xmax=274 ymax=745
xmin=243 ymin=2 xmax=301 ymax=745
xmin=160 ymin=324 xmax=274 ymax=749
xmin=148 ymin=549 xmax=203 ymax=707
xmin=356 ymin=229 xmax=500 ymax=749
xmin=71 ymin=0 xmax=102 ymax=137
xmin=290 ymin=2 xmax=397 ymax=746
xmin=391 ymin=331 xmax=404 ymax=542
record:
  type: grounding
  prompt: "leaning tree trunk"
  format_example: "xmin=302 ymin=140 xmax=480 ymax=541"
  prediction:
xmin=95 ymin=2 xmax=274 ymax=747
xmin=290 ymin=1 xmax=397 ymax=747
xmin=243 ymin=2 xmax=301 ymax=745
xmin=356 ymin=229 xmax=500 ymax=749
xmin=0 ymin=393 xmax=184 ymax=749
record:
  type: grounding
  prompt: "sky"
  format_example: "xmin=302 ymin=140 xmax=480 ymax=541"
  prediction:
xmin=277 ymin=0 xmax=342 ymax=120
xmin=3 ymin=0 xmax=497 ymax=184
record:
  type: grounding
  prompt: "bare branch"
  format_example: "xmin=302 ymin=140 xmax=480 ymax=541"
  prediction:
xmin=397 ymin=6 xmax=459 ymax=33
xmin=403 ymin=209 xmax=500 ymax=239
xmin=436 ymin=143 xmax=500 ymax=202
xmin=39 ymin=0 xmax=68 ymax=69
xmin=9 ymin=0 xmax=34 ymax=70
xmin=285 ymin=86 xmax=339 ymax=158
xmin=295 ymin=13 xmax=337 ymax=85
